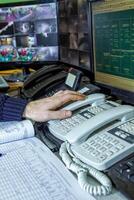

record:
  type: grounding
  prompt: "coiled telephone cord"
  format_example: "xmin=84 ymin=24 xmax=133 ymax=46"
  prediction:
xmin=59 ymin=141 xmax=112 ymax=196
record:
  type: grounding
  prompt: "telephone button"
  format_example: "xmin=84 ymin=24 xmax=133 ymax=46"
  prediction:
xmin=116 ymin=144 xmax=125 ymax=150
xmin=113 ymin=139 xmax=119 ymax=144
xmin=106 ymin=151 xmax=114 ymax=157
xmin=99 ymin=147 xmax=107 ymax=152
xmin=118 ymin=164 xmax=129 ymax=174
xmin=87 ymin=140 xmax=95 ymax=145
xmin=120 ymin=133 xmax=127 ymax=139
xmin=94 ymin=143 xmax=101 ymax=149
xmin=94 ymin=137 xmax=102 ymax=142
xmin=105 ymin=143 xmax=113 ymax=148
xmin=91 ymin=150 xmax=100 ymax=157
xmin=87 ymin=147 xmax=94 ymax=152
xmin=100 ymin=140 xmax=107 ymax=146
xmin=127 ymin=160 xmax=134 ymax=167
xmin=99 ymin=154 xmax=107 ymax=161
xmin=111 ymin=147 xmax=119 ymax=153
xmin=115 ymin=131 xmax=121 ymax=136
xmin=81 ymin=143 xmax=89 ymax=149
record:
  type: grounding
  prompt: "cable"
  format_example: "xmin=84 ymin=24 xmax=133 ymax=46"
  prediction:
xmin=59 ymin=141 xmax=112 ymax=196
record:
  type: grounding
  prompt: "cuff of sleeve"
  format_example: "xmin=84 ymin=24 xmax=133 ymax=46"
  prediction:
xmin=2 ymin=96 xmax=28 ymax=121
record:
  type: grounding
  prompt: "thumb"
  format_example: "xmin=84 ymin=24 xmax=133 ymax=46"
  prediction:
xmin=47 ymin=110 xmax=72 ymax=120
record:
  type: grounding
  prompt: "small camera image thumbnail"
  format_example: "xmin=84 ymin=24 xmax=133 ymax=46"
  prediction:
xmin=59 ymin=1 xmax=66 ymax=17
xmin=79 ymin=52 xmax=91 ymax=69
xmin=14 ymin=22 xmax=34 ymax=34
xmin=36 ymin=33 xmax=58 ymax=47
xmin=35 ymin=3 xmax=56 ymax=19
xmin=35 ymin=47 xmax=58 ymax=61
xmin=0 ymin=36 xmax=14 ymax=46
xmin=78 ymin=0 xmax=87 ymax=15
xmin=0 ymin=22 xmax=14 ymax=35
xmin=60 ymin=47 xmax=69 ymax=63
xmin=12 ymin=6 xmax=34 ymax=21
xmin=16 ymin=35 xmax=36 ymax=48
xmin=68 ymin=17 xmax=78 ymax=33
xmin=18 ymin=48 xmax=37 ymax=61
xmin=69 ymin=33 xmax=78 ymax=49
xmin=68 ymin=49 xmax=79 ymax=66
xmin=78 ymin=33 xmax=89 ymax=51
xmin=0 ymin=8 xmax=14 ymax=22
xmin=65 ymin=0 xmax=78 ymax=16
xmin=59 ymin=18 xmax=68 ymax=33
xmin=35 ymin=19 xmax=57 ymax=34
xmin=0 ymin=46 xmax=18 ymax=62
xmin=78 ymin=14 xmax=88 ymax=33
xmin=60 ymin=34 xmax=69 ymax=47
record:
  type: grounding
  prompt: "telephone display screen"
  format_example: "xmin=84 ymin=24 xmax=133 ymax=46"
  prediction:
xmin=0 ymin=1 xmax=58 ymax=63
xmin=65 ymin=73 xmax=76 ymax=88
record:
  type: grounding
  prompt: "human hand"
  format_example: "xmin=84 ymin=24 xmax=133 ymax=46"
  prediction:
xmin=23 ymin=90 xmax=85 ymax=122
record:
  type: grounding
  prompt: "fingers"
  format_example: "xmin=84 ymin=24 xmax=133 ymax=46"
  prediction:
xmin=48 ymin=90 xmax=86 ymax=109
xmin=46 ymin=110 xmax=72 ymax=121
xmin=53 ymin=90 xmax=85 ymax=97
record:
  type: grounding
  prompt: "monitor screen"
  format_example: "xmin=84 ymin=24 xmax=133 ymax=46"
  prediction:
xmin=0 ymin=1 xmax=58 ymax=64
xmin=92 ymin=0 xmax=134 ymax=102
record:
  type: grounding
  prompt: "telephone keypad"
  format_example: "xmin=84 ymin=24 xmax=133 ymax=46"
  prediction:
xmin=80 ymin=133 xmax=126 ymax=162
xmin=48 ymin=106 xmax=106 ymax=136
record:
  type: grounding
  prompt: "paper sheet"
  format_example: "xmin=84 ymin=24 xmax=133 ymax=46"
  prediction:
xmin=0 ymin=137 xmax=95 ymax=200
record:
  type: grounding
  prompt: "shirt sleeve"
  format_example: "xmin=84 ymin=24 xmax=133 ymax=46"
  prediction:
xmin=0 ymin=94 xmax=28 ymax=121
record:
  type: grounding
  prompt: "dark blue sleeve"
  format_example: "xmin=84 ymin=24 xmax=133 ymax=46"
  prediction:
xmin=0 ymin=94 xmax=28 ymax=121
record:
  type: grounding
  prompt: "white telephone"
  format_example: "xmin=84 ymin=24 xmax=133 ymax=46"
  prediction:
xmin=59 ymin=104 xmax=134 ymax=196
xmin=48 ymin=93 xmax=120 ymax=140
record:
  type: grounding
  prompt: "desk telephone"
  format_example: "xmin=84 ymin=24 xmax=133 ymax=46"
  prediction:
xmin=21 ymin=64 xmax=100 ymax=100
xmin=21 ymin=64 xmax=68 ymax=100
xmin=47 ymin=93 xmax=134 ymax=196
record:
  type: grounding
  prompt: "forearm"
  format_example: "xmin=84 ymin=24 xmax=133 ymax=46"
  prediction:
xmin=0 ymin=94 xmax=27 ymax=121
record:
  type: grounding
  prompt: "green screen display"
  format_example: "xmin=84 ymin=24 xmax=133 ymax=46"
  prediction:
xmin=94 ymin=9 xmax=134 ymax=80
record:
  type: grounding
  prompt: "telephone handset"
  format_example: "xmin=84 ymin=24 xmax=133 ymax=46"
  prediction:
xmin=48 ymin=93 xmax=120 ymax=141
xmin=23 ymin=65 xmax=63 ymax=88
xmin=59 ymin=105 xmax=134 ymax=196
xmin=61 ymin=93 xmax=105 ymax=111
xmin=21 ymin=65 xmax=67 ymax=100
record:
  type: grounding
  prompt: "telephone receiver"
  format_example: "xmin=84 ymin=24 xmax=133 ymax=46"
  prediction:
xmin=66 ymin=105 xmax=134 ymax=144
xmin=62 ymin=93 xmax=105 ymax=111
xmin=21 ymin=64 xmax=67 ymax=100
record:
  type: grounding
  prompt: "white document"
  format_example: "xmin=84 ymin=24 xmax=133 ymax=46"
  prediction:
xmin=0 ymin=137 xmax=95 ymax=200
xmin=0 ymin=120 xmax=34 ymax=144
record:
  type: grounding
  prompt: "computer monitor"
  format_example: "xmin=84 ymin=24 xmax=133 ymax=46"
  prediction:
xmin=0 ymin=0 xmax=58 ymax=70
xmin=92 ymin=0 xmax=134 ymax=104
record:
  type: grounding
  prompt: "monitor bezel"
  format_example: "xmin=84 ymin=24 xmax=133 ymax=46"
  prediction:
xmin=0 ymin=0 xmax=59 ymax=69
xmin=90 ymin=0 xmax=134 ymax=105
